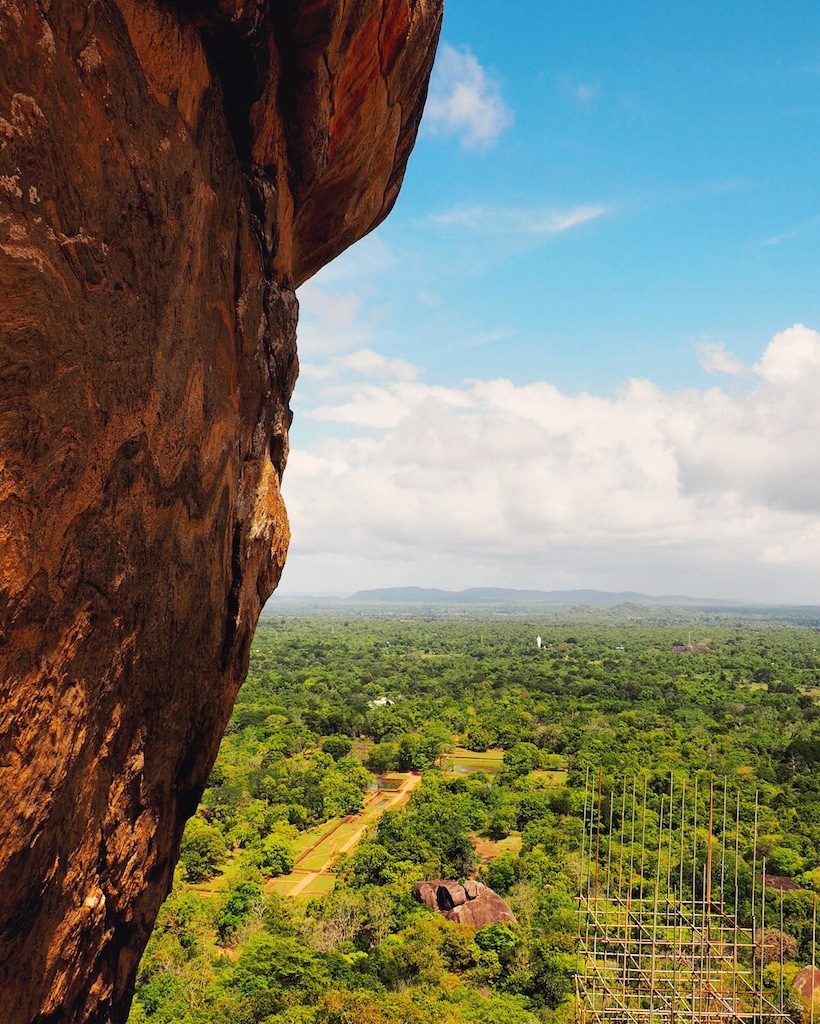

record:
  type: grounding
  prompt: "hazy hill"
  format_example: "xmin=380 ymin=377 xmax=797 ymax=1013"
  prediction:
xmin=346 ymin=586 xmax=742 ymax=607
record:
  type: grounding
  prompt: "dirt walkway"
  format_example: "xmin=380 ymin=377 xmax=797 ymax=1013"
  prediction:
xmin=284 ymin=773 xmax=420 ymax=897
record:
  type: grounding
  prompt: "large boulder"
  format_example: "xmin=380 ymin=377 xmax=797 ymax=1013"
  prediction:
xmin=413 ymin=880 xmax=517 ymax=926
xmin=0 ymin=2 xmax=441 ymax=1021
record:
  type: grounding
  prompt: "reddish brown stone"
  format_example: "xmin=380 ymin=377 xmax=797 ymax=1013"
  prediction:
xmin=446 ymin=882 xmax=517 ymax=927
xmin=0 ymin=1 xmax=441 ymax=1021
xmin=794 ymin=965 xmax=820 ymax=999
xmin=413 ymin=880 xmax=518 ymax=927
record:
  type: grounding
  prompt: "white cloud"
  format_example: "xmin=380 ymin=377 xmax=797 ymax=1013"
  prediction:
xmin=308 ymin=382 xmax=473 ymax=430
xmin=295 ymin=291 xmax=374 ymax=357
xmin=301 ymin=349 xmax=419 ymax=384
xmin=281 ymin=325 xmax=820 ymax=601
xmin=340 ymin=349 xmax=418 ymax=381
xmin=295 ymin=236 xmax=395 ymax=357
xmin=697 ymin=342 xmax=747 ymax=376
xmin=760 ymin=228 xmax=799 ymax=248
xmin=429 ymin=203 xmax=608 ymax=237
xmin=423 ymin=43 xmax=513 ymax=150
xmin=754 ymin=323 xmax=820 ymax=383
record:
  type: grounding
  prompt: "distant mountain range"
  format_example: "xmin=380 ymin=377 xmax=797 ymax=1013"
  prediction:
xmin=346 ymin=586 xmax=745 ymax=607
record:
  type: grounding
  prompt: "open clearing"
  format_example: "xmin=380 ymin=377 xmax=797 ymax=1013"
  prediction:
xmin=190 ymin=773 xmax=418 ymax=900
xmin=266 ymin=772 xmax=420 ymax=898
xmin=440 ymin=748 xmax=505 ymax=774
xmin=471 ymin=832 xmax=523 ymax=862
xmin=529 ymin=768 xmax=569 ymax=787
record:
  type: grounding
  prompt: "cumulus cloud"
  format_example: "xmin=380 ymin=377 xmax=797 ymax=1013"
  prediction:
xmin=423 ymin=43 xmax=513 ymax=149
xmin=754 ymin=323 xmax=820 ymax=382
xmin=281 ymin=325 xmax=820 ymax=600
xmin=697 ymin=342 xmax=747 ymax=375
xmin=429 ymin=204 xmax=608 ymax=237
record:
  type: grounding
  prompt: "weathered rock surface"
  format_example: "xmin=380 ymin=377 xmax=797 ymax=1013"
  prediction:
xmin=413 ymin=880 xmax=518 ymax=926
xmin=793 ymin=965 xmax=820 ymax=1000
xmin=0 ymin=2 xmax=441 ymax=1021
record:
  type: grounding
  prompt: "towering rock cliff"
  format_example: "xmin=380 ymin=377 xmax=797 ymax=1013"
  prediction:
xmin=0 ymin=2 xmax=441 ymax=1020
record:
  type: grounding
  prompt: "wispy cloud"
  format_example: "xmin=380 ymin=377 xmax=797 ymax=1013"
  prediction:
xmin=460 ymin=327 xmax=516 ymax=350
xmin=697 ymin=342 xmax=747 ymax=376
xmin=758 ymin=214 xmax=820 ymax=248
xmin=562 ymin=78 xmax=600 ymax=104
xmin=423 ymin=43 xmax=513 ymax=150
xmin=428 ymin=203 xmax=608 ymax=237
xmin=760 ymin=229 xmax=799 ymax=248
xmin=295 ymin=236 xmax=395 ymax=357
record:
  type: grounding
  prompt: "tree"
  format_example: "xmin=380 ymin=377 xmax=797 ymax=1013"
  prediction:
xmin=341 ymin=842 xmax=401 ymax=887
xmin=215 ymin=880 xmax=263 ymax=943
xmin=487 ymin=800 xmax=517 ymax=840
xmin=398 ymin=733 xmax=425 ymax=771
xmin=475 ymin=923 xmax=518 ymax=963
xmin=229 ymin=933 xmax=329 ymax=997
xmin=322 ymin=736 xmax=353 ymax=761
xmin=367 ymin=742 xmax=400 ymax=773
xmin=486 ymin=852 xmax=518 ymax=895
xmin=501 ymin=743 xmax=540 ymax=778
xmin=755 ymin=927 xmax=798 ymax=964
xmin=258 ymin=829 xmax=295 ymax=876
xmin=525 ymin=944 xmax=575 ymax=1008
xmin=464 ymin=724 xmax=493 ymax=752
xmin=178 ymin=816 xmax=227 ymax=883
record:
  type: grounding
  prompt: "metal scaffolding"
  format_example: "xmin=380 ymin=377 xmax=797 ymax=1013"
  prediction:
xmin=576 ymin=770 xmax=816 ymax=1024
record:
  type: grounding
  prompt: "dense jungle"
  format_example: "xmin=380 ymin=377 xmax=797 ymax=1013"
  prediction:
xmin=130 ymin=611 xmax=820 ymax=1024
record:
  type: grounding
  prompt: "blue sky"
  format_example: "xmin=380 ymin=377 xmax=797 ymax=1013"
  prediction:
xmin=278 ymin=2 xmax=820 ymax=601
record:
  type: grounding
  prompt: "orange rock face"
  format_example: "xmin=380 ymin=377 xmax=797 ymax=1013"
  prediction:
xmin=0 ymin=2 xmax=441 ymax=1021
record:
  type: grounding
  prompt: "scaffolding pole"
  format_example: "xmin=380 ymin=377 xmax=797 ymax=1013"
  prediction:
xmin=577 ymin=772 xmax=795 ymax=1024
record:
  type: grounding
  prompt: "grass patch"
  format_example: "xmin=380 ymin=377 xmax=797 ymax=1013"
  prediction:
xmin=441 ymin=748 xmax=505 ymax=774
xmin=267 ymin=870 xmax=310 ymax=896
xmin=296 ymin=873 xmax=336 ymax=897
xmin=293 ymin=819 xmax=342 ymax=855
xmin=471 ymin=833 xmax=523 ymax=862
xmin=296 ymin=821 xmax=363 ymax=870
xmin=529 ymin=769 xmax=569 ymax=787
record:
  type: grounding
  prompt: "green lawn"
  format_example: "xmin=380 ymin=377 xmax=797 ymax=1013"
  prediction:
xmin=293 ymin=819 xmax=342 ymax=856
xmin=529 ymin=768 xmax=569 ymax=787
xmin=441 ymin=748 xmax=505 ymax=774
xmin=267 ymin=872 xmax=305 ymax=895
xmin=296 ymin=873 xmax=336 ymax=897
xmin=188 ymin=856 xmax=244 ymax=895
xmin=293 ymin=820 xmax=361 ymax=871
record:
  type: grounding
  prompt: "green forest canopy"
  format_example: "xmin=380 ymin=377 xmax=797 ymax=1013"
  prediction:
xmin=131 ymin=614 xmax=820 ymax=1024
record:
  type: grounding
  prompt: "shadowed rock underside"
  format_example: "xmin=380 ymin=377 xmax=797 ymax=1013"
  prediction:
xmin=0 ymin=1 xmax=441 ymax=1021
